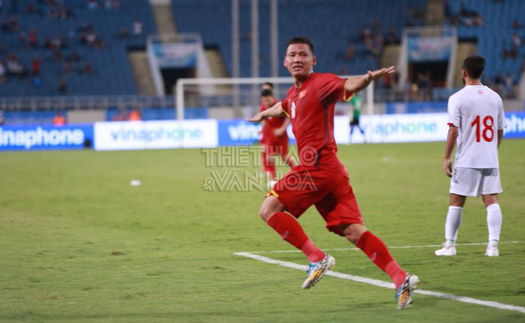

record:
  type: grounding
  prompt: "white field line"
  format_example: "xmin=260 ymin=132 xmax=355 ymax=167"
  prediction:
xmin=243 ymin=241 xmax=525 ymax=254
xmin=234 ymin=252 xmax=525 ymax=315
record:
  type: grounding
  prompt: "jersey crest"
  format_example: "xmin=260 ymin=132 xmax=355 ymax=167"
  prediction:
xmin=299 ymin=90 xmax=307 ymax=99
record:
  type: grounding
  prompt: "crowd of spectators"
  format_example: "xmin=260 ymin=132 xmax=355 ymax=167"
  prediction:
xmin=444 ymin=1 xmax=485 ymax=27
xmin=0 ymin=0 xmax=144 ymax=94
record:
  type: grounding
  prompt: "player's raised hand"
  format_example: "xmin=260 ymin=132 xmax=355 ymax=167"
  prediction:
xmin=444 ymin=159 xmax=453 ymax=177
xmin=366 ymin=66 xmax=396 ymax=82
xmin=246 ymin=113 xmax=264 ymax=123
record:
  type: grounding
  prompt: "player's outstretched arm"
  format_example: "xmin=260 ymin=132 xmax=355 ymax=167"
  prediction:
xmin=444 ymin=126 xmax=459 ymax=177
xmin=246 ymin=101 xmax=285 ymax=122
xmin=345 ymin=66 xmax=396 ymax=94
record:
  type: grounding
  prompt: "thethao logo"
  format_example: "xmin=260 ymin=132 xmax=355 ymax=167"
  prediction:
xmin=0 ymin=127 xmax=84 ymax=149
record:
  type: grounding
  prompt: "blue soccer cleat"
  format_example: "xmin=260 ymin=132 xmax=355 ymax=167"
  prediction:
xmin=301 ymin=254 xmax=336 ymax=290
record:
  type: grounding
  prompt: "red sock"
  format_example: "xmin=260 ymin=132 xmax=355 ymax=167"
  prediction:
xmin=267 ymin=212 xmax=325 ymax=263
xmin=356 ymin=231 xmax=406 ymax=289
xmin=283 ymin=155 xmax=295 ymax=168
xmin=280 ymin=150 xmax=295 ymax=168
xmin=262 ymin=151 xmax=276 ymax=180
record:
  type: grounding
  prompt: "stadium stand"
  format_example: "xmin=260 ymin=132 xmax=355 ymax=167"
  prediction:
xmin=0 ymin=0 xmax=523 ymax=102
xmin=172 ymin=0 xmax=426 ymax=78
xmin=0 ymin=0 xmax=157 ymax=97
xmin=445 ymin=0 xmax=525 ymax=90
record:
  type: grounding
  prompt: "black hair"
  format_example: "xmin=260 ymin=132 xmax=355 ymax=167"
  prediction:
xmin=286 ymin=36 xmax=315 ymax=54
xmin=261 ymin=89 xmax=273 ymax=97
xmin=462 ymin=55 xmax=485 ymax=79
xmin=263 ymin=82 xmax=274 ymax=89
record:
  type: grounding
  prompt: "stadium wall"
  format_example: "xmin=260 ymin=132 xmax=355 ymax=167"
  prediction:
xmin=1 ymin=112 xmax=524 ymax=151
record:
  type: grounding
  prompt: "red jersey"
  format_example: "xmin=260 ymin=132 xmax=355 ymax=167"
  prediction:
xmin=281 ymin=73 xmax=353 ymax=176
xmin=260 ymin=97 xmax=288 ymax=143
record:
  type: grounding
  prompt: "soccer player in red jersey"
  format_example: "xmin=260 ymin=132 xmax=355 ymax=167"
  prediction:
xmin=260 ymin=89 xmax=295 ymax=185
xmin=247 ymin=36 xmax=419 ymax=310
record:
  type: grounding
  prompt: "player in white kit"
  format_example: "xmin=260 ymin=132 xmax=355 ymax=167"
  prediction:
xmin=435 ymin=55 xmax=505 ymax=257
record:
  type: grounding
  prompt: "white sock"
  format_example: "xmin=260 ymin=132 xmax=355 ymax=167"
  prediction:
xmin=487 ymin=203 xmax=502 ymax=248
xmin=445 ymin=206 xmax=462 ymax=247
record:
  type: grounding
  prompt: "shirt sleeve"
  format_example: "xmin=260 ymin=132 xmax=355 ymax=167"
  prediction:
xmin=316 ymin=73 xmax=353 ymax=106
xmin=447 ymin=94 xmax=460 ymax=127
xmin=497 ymin=96 xmax=506 ymax=130
xmin=281 ymin=98 xmax=291 ymax=118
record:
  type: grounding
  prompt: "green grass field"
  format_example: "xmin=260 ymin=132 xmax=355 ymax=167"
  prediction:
xmin=1 ymin=140 xmax=524 ymax=323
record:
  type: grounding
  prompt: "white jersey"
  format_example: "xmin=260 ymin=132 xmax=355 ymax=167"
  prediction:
xmin=447 ymin=84 xmax=505 ymax=168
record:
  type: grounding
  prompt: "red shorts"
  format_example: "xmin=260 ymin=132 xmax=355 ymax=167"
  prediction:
xmin=267 ymin=166 xmax=363 ymax=235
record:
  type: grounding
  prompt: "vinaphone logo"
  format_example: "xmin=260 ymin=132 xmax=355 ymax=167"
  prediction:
xmin=109 ymin=126 xmax=202 ymax=142
xmin=374 ymin=120 xmax=438 ymax=136
xmin=227 ymin=122 xmax=261 ymax=141
xmin=0 ymin=127 xmax=84 ymax=149
xmin=505 ymin=113 xmax=525 ymax=134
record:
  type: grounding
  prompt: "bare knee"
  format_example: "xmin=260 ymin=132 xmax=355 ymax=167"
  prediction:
xmin=450 ymin=194 xmax=467 ymax=207
xmin=482 ymin=194 xmax=499 ymax=208
xmin=259 ymin=195 xmax=284 ymax=222
xmin=334 ymin=224 xmax=368 ymax=244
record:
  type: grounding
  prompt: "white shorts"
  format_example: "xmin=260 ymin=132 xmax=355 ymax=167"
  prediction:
xmin=450 ymin=167 xmax=503 ymax=197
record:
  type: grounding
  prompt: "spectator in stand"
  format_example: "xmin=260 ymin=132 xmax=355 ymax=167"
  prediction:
xmin=417 ymin=71 xmax=431 ymax=101
xmin=53 ymin=111 xmax=66 ymax=126
xmin=129 ymin=108 xmax=142 ymax=121
xmin=83 ymin=61 xmax=94 ymax=74
xmin=112 ymin=108 xmax=128 ymax=121
xmin=112 ymin=0 xmax=120 ymax=9
xmin=133 ymin=19 xmax=143 ymax=36
xmin=69 ymin=51 xmax=81 ymax=62
xmin=25 ymin=2 xmax=38 ymax=15
xmin=119 ymin=27 xmax=128 ymax=39
xmin=53 ymin=48 xmax=63 ymax=62
xmin=511 ymin=19 xmax=520 ymax=29
xmin=33 ymin=75 xmax=42 ymax=88
xmin=85 ymin=31 xmax=96 ymax=45
xmin=32 ymin=56 xmax=40 ymax=75
xmin=29 ymin=28 xmax=37 ymax=48
xmin=0 ymin=61 xmax=6 ymax=83
xmin=509 ymin=44 xmax=518 ymax=59
xmin=6 ymin=54 xmax=27 ymax=77
xmin=344 ymin=42 xmax=356 ymax=61
xmin=9 ymin=15 xmax=19 ymax=31
xmin=0 ymin=111 xmax=5 ymax=126
xmin=87 ymin=0 xmax=97 ymax=10
xmin=386 ymin=26 xmax=398 ymax=45
xmin=93 ymin=37 xmax=105 ymax=49
xmin=512 ymin=33 xmax=521 ymax=47
xmin=78 ymin=21 xmax=94 ymax=33
xmin=18 ymin=31 xmax=27 ymax=48
xmin=58 ymin=78 xmax=68 ymax=94
xmin=64 ymin=61 xmax=74 ymax=75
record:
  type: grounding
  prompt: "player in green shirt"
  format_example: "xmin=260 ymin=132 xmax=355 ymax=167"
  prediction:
xmin=349 ymin=94 xmax=365 ymax=142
